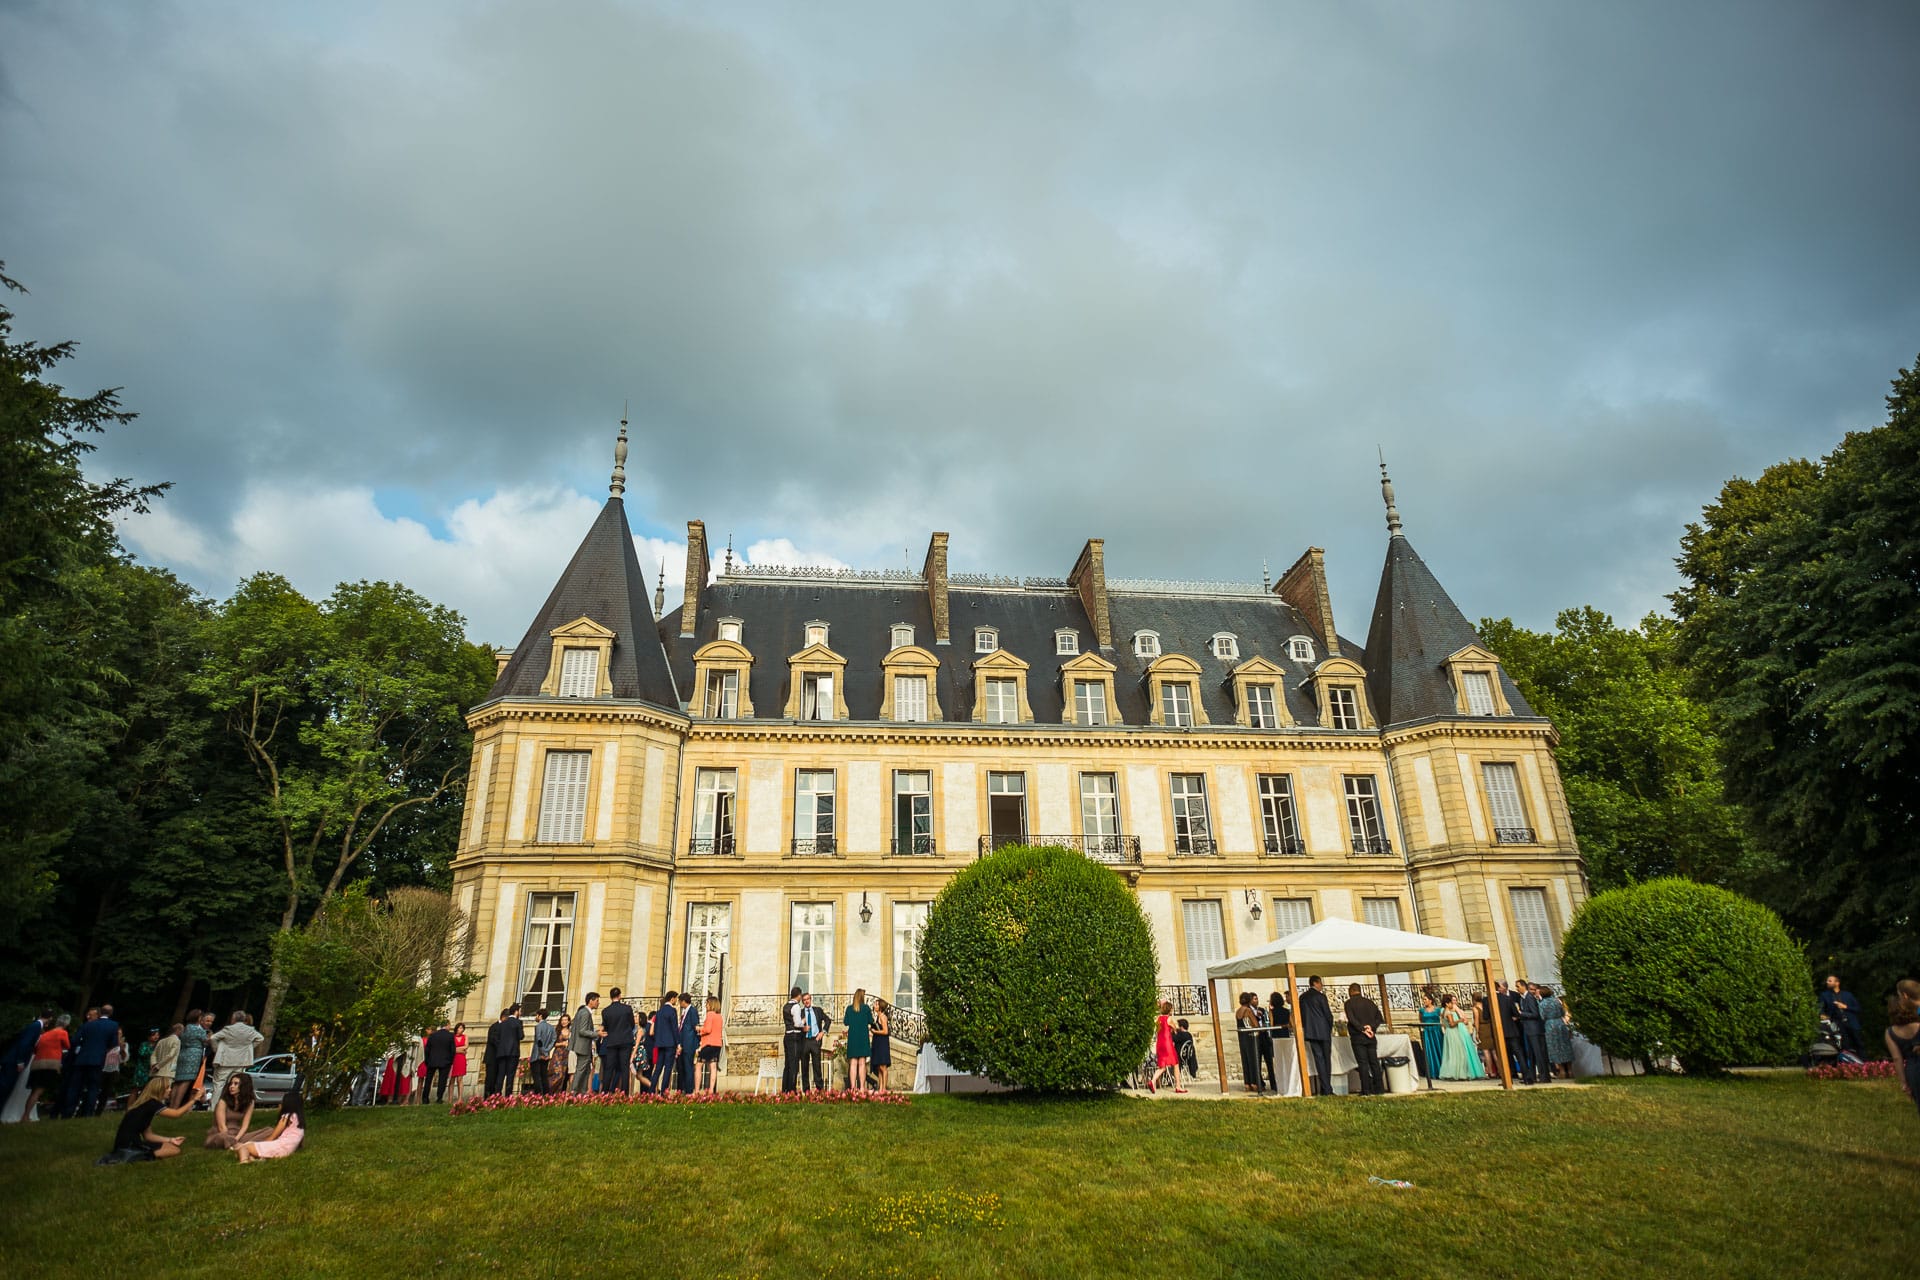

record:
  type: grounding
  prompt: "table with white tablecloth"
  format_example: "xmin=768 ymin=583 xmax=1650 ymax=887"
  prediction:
xmin=1239 ymin=1030 xmax=1422 ymax=1097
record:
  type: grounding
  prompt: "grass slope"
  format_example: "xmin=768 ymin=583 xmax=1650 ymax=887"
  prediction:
xmin=1 ymin=1076 xmax=1913 ymax=1278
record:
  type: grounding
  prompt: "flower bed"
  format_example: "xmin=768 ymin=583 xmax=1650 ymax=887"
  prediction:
xmin=450 ymin=1088 xmax=909 ymax=1116
xmin=1806 ymin=1059 xmax=1897 ymax=1082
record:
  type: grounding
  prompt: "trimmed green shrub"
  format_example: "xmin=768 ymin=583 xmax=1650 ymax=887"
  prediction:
xmin=1560 ymin=877 xmax=1816 ymax=1074
xmin=920 ymin=843 xmax=1158 ymax=1090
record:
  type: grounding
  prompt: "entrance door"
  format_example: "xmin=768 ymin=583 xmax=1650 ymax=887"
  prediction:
xmin=987 ymin=772 xmax=1026 ymax=850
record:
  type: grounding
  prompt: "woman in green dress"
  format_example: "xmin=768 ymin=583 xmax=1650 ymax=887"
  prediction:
xmin=1417 ymin=992 xmax=1446 ymax=1084
xmin=842 ymin=990 xmax=875 ymax=1093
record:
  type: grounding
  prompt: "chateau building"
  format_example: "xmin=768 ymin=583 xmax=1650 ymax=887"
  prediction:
xmin=449 ymin=429 xmax=1587 ymax=1067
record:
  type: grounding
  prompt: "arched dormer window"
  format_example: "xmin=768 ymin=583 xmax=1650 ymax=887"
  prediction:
xmin=717 ymin=617 xmax=743 ymax=644
xmin=1211 ymin=633 xmax=1239 ymax=661
xmin=890 ymin=623 xmax=915 ymax=650
xmin=1308 ymin=656 xmax=1375 ymax=731
xmin=1287 ymin=635 xmax=1315 ymax=664
xmin=691 ymin=637 xmax=755 ymax=718
xmin=804 ymin=621 xmax=829 ymax=649
xmin=975 ymin=626 xmax=999 ymax=654
xmin=1055 ymin=629 xmax=1079 ymax=656
xmin=1144 ymin=653 xmax=1208 ymax=727
xmin=1133 ymin=630 xmax=1161 ymax=659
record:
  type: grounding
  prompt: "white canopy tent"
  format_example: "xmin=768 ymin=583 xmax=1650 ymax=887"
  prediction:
xmin=1201 ymin=918 xmax=1511 ymax=1094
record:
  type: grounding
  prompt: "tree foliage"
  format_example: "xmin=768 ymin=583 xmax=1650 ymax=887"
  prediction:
xmin=274 ymin=884 xmax=478 ymax=1107
xmin=1480 ymin=608 xmax=1764 ymax=891
xmin=919 ymin=843 xmax=1158 ymax=1091
xmin=1672 ymin=355 xmax=1920 ymax=1009
xmin=1560 ymin=878 xmax=1815 ymax=1074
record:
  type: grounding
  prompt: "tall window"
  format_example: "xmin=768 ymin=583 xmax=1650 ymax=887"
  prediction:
xmin=985 ymin=677 xmax=1019 ymax=724
xmin=893 ymin=770 xmax=933 ymax=854
xmin=892 ymin=902 xmax=930 ymax=1012
xmin=1482 ymin=762 xmax=1533 ymax=842
xmin=987 ymin=771 xmax=1026 ymax=849
xmin=557 ymin=648 xmax=599 ymax=697
xmin=692 ymin=768 xmax=737 ymax=854
xmin=793 ymin=770 xmax=836 ymax=853
xmin=684 ymin=903 xmax=732 ymax=1006
xmin=801 ymin=672 xmax=835 ymax=721
xmin=704 ymin=669 xmax=739 ymax=718
xmin=1257 ymin=774 xmax=1302 ymax=855
xmin=516 ymin=892 xmax=576 ymax=1015
xmin=1463 ymin=670 xmax=1496 ymax=716
xmin=789 ymin=902 xmax=834 ymax=993
xmin=1270 ymin=897 xmax=1314 ymax=937
xmin=1181 ymin=899 xmax=1226 ymax=984
xmin=1073 ymin=679 xmax=1108 ymax=726
xmin=895 ymin=675 xmax=929 ymax=723
xmin=536 ymin=751 xmax=591 ymax=843
xmin=1247 ymin=683 xmax=1279 ymax=730
xmin=1509 ymin=888 xmax=1560 ymax=983
xmin=1170 ymin=773 xmax=1213 ymax=854
xmin=1328 ymin=686 xmax=1361 ymax=730
xmin=975 ymin=628 xmax=998 ymax=653
xmin=1343 ymin=774 xmax=1390 ymax=854
xmin=1079 ymin=772 xmax=1119 ymax=853
xmin=1161 ymin=682 xmax=1194 ymax=728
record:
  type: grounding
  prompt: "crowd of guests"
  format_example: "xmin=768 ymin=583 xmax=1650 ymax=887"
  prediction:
xmin=1418 ymin=980 xmax=1575 ymax=1085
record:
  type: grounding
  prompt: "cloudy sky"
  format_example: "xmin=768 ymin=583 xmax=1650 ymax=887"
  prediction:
xmin=5 ymin=1 xmax=1916 ymax=647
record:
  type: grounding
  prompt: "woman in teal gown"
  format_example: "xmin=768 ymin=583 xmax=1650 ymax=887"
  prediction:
xmin=1418 ymin=992 xmax=1446 ymax=1083
xmin=1438 ymin=994 xmax=1487 ymax=1080
xmin=842 ymin=990 xmax=875 ymax=1093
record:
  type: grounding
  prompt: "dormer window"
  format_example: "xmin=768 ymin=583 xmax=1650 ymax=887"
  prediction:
xmin=975 ymin=627 xmax=998 ymax=654
xmin=1444 ymin=645 xmax=1514 ymax=717
xmin=1462 ymin=671 xmax=1496 ymax=716
xmin=805 ymin=622 xmax=829 ymax=648
xmin=1328 ymin=686 xmax=1361 ymax=730
xmin=1055 ymin=630 xmax=1079 ymax=656
xmin=1212 ymin=633 xmax=1239 ymax=661
xmin=1287 ymin=636 xmax=1315 ymax=664
xmin=557 ymin=647 xmax=600 ymax=698
xmin=890 ymin=624 xmax=915 ymax=650
xmin=717 ymin=618 xmax=743 ymax=643
xmin=1134 ymin=631 xmax=1161 ymax=659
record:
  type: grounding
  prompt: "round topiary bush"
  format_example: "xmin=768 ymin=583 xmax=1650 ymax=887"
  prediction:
xmin=1559 ymin=877 xmax=1816 ymax=1075
xmin=919 ymin=843 xmax=1158 ymax=1090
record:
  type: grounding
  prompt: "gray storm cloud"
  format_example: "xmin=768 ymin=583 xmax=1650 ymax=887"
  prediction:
xmin=3 ymin=0 xmax=1916 ymax=644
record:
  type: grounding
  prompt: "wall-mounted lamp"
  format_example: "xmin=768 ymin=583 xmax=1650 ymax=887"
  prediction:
xmin=1244 ymin=890 xmax=1262 ymax=921
xmin=859 ymin=891 xmax=873 ymax=926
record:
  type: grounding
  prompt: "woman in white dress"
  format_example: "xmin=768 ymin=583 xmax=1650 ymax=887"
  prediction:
xmin=1438 ymin=994 xmax=1487 ymax=1080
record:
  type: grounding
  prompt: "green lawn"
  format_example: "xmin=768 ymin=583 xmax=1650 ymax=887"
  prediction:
xmin=1 ymin=1075 xmax=1913 ymax=1278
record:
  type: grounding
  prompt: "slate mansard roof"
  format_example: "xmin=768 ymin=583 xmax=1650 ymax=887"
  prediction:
xmin=1362 ymin=532 xmax=1534 ymax=726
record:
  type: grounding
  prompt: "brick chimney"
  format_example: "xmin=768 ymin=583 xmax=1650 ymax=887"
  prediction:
xmin=923 ymin=531 xmax=950 ymax=644
xmin=1275 ymin=546 xmax=1340 ymax=657
xmin=681 ymin=519 xmax=710 ymax=638
xmin=1069 ymin=538 xmax=1112 ymax=649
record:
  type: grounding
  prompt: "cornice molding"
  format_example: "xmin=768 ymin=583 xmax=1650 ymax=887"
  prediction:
xmin=467 ymin=699 xmax=690 ymax=733
xmin=1380 ymin=717 xmax=1560 ymax=748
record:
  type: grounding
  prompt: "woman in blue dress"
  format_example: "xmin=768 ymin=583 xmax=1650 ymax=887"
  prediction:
xmin=1418 ymin=992 xmax=1446 ymax=1084
xmin=1438 ymin=994 xmax=1486 ymax=1080
xmin=1539 ymin=986 xmax=1575 ymax=1079
xmin=842 ymin=990 xmax=875 ymax=1093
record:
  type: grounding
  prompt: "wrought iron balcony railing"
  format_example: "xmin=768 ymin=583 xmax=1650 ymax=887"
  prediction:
xmin=1493 ymin=826 xmax=1537 ymax=844
xmin=1349 ymin=834 xmax=1395 ymax=856
xmin=1171 ymin=835 xmax=1218 ymax=857
xmin=975 ymin=834 xmax=1143 ymax=865
xmin=890 ymin=834 xmax=938 ymax=856
xmin=788 ymin=836 xmax=839 ymax=857
xmin=1262 ymin=834 xmax=1307 ymax=857
xmin=1159 ymin=984 xmax=1211 ymax=1015
xmin=728 ymin=993 xmax=929 ymax=1046
xmin=686 ymin=835 xmax=737 ymax=857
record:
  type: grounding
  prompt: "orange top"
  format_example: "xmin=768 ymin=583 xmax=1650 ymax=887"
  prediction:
xmin=33 ymin=1028 xmax=69 ymax=1064
xmin=699 ymin=1012 xmax=723 ymax=1049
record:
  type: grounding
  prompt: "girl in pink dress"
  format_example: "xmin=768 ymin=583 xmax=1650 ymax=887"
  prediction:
xmin=1148 ymin=1000 xmax=1185 ymax=1093
xmin=237 ymin=1086 xmax=306 ymax=1163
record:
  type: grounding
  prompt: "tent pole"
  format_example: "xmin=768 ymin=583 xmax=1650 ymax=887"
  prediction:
xmin=1208 ymin=978 xmax=1229 ymax=1095
xmin=1483 ymin=958 xmax=1513 ymax=1090
xmin=1287 ymin=962 xmax=1312 ymax=1097
xmin=1375 ymin=971 xmax=1395 ymax=1032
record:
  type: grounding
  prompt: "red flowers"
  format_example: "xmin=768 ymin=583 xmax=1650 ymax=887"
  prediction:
xmin=449 ymin=1088 xmax=910 ymax=1117
xmin=1806 ymin=1060 xmax=1897 ymax=1081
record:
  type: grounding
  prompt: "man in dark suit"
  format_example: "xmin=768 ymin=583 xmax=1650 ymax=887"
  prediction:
xmin=1517 ymin=983 xmax=1550 ymax=1084
xmin=1343 ymin=984 xmax=1386 ymax=1096
xmin=1299 ymin=977 xmax=1334 ymax=1097
xmin=799 ymin=993 xmax=832 ymax=1091
xmin=0 ymin=1009 xmax=50 ymax=1109
xmin=676 ymin=992 xmax=700 ymax=1093
xmin=1493 ymin=982 xmax=1527 ymax=1083
xmin=597 ymin=988 xmax=635 ymax=1093
xmin=781 ymin=987 xmax=806 ymax=1092
xmin=569 ymin=993 xmax=599 ymax=1092
xmin=66 ymin=1004 xmax=122 ymax=1118
xmin=649 ymin=993 xmax=681 ymax=1093
xmin=422 ymin=1020 xmax=457 ymax=1102
xmin=483 ymin=1005 xmax=522 ymax=1098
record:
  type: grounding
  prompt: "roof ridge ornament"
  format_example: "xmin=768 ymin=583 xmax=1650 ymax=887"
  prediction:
xmin=1378 ymin=449 xmax=1403 ymax=538
xmin=611 ymin=403 xmax=630 ymax=498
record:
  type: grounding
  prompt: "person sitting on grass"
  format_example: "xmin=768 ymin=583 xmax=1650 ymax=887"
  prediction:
xmin=237 ymin=1084 xmax=307 ymax=1164
xmin=97 ymin=1093 xmax=196 ymax=1165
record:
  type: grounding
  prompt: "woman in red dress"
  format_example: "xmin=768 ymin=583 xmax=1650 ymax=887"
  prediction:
xmin=1149 ymin=1000 xmax=1185 ymax=1093
xmin=449 ymin=1023 xmax=470 ymax=1102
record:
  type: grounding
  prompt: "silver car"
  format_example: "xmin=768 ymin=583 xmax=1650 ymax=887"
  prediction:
xmin=240 ymin=1053 xmax=300 ymax=1105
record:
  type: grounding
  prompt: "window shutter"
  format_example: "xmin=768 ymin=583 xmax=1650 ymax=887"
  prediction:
xmin=1508 ymin=888 xmax=1560 ymax=983
xmin=538 ymin=751 xmax=591 ymax=843
xmin=1181 ymin=899 xmax=1226 ymax=982
xmin=1270 ymin=898 xmax=1314 ymax=936
xmin=1482 ymin=763 xmax=1527 ymax=830
xmin=1362 ymin=897 xmax=1402 ymax=931
xmin=1463 ymin=671 xmax=1496 ymax=715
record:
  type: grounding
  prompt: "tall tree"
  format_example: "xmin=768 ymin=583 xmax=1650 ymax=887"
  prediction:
xmin=1481 ymin=608 xmax=1763 ymax=891
xmin=1673 ymin=355 xmax=1920 ymax=1005
xmin=196 ymin=574 xmax=495 ymax=1044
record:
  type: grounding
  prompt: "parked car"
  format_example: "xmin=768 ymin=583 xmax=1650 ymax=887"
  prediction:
xmin=241 ymin=1053 xmax=300 ymax=1105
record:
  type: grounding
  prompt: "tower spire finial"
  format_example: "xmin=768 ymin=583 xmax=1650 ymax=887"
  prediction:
xmin=654 ymin=558 xmax=666 ymax=617
xmin=610 ymin=402 xmax=630 ymax=498
xmin=1378 ymin=448 xmax=1403 ymax=538
xmin=723 ymin=533 xmax=734 ymax=575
